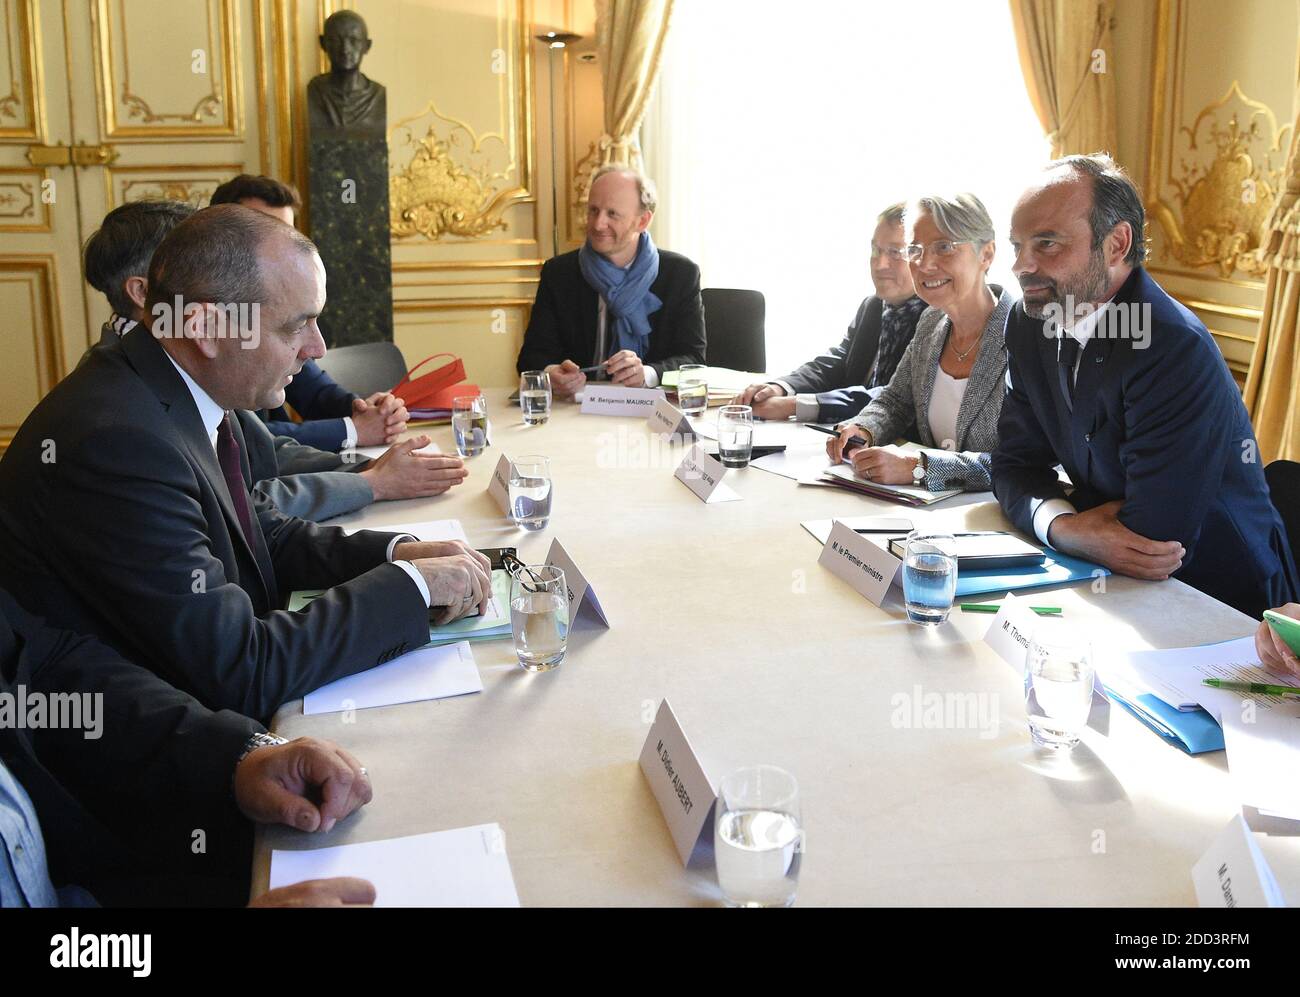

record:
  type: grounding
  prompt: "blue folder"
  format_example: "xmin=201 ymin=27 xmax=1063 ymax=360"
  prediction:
xmin=1103 ymin=687 xmax=1224 ymax=754
xmin=955 ymin=549 xmax=1109 ymax=597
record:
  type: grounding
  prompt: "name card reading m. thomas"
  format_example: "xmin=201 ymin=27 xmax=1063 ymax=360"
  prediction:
xmin=486 ymin=453 xmax=511 ymax=515
xmin=674 ymin=444 xmax=741 ymax=503
xmin=638 ymin=699 xmax=717 ymax=865
xmin=580 ymin=384 xmax=665 ymax=416
xmin=817 ymin=519 xmax=899 ymax=606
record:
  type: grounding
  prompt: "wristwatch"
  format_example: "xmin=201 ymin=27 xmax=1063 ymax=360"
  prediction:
xmin=235 ymin=731 xmax=289 ymax=769
xmin=911 ymin=454 xmax=927 ymax=485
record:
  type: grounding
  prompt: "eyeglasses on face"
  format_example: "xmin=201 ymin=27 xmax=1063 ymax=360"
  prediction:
xmin=870 ymin=243 xmax=909 ymax=262
xmin=903 ymin=239 xmax=974 ymax=263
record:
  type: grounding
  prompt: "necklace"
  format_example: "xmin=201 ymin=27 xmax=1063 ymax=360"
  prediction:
xmin=949 ymin=329 xmax=980 ymax=363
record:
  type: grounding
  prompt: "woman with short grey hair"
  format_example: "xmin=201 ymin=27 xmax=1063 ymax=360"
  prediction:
xmin=827 ymin=192 xmax=1014 ymax=492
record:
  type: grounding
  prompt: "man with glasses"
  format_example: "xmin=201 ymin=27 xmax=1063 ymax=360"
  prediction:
xmin=733 ymin=203 xmax=927 ymax=422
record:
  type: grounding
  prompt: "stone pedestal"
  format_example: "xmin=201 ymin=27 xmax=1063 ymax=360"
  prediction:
xmin=308 ymin=137 xmax=393 ymax=347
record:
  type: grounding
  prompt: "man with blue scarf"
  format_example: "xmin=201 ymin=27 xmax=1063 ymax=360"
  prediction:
xmin=517 ymin=165 xmax=706 ymax=397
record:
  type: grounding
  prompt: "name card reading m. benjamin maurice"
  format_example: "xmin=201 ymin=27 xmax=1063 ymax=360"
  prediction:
xmin=579 ymin=384 xmax=665 ymax=416
xmin=817 ymin=519 xmax=899 ymax=606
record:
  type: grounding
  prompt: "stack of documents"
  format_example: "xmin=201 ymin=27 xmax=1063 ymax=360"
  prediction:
xmin=815 ymin=463 xmax=962 ymax=507
xmin=303 ymin=639 xmax=483 ymax=715
xmin=661 ymin=366 xmax=766 ymax=405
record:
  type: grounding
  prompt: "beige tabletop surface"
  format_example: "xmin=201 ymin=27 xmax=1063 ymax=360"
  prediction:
xmin=250 ymin=387 xmax=1300 ymax=906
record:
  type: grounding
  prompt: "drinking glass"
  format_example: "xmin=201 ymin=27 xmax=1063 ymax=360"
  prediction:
xmin=519 ymin=370 xmax=552 ymax=425
xmin=508 ymin=455 xmax=552 ymax=531
xmin=509 ymin=565 xmax=568 ymax=671
xmin=716 ymin=404 xmax=754 ymax=468
xmin=1024 ymin=627 xmax=1095 ymax=750
xmin=902 ymin=531 xmax=958 ymax=625
xmin=677 ymin=364 xmax=708 ymax=418
xmin=714 ymin=765 xmax=803 ymax=908
xmin=452 ymin=394 xmax=488 ymax=457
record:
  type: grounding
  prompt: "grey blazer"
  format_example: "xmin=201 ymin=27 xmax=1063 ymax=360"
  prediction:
xmin=850 ymin=285 xmax=1013 ymax=491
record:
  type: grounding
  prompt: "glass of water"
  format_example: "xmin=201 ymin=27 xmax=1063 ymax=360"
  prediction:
xmin=519 ymin=370 xmax=552 ymax=425
xmin=677 ymin=364 xmax=708 ymax=418
xmin=1024 ymin=627 xmax=1095 ymax=750
xmin=902 ymin=531 xmax=957 ymax=625
xmin=509 ymin=564 xmax=568 ymax=672
xmin=509 ymin=454 xmax=552 ymax=531
xmin=714 ymin=765 xmax=802 ymax=908
xmin=716 ymin=404 xmax=754 ymax=468
xmin=452 ymin=394 xmax=488 ymax=457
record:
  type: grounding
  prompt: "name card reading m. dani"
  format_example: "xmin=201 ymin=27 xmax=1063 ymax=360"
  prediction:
xmin=544 ymin=538 xmax=609 ymax=627
xmin=817 ymin=519 xmax=899 ymax=606
xmin=580 ymin=384 xmax=665 ymax=416
xmin=1192 ymin=815 xmax=1287 ymax=908
xmin=674 ymin=444 xmax=741 ymax=503
xmin=647 ymin=397 xmax=694 ymax=440
xmin=486 ymin=453 xmax=511 ymax=515
xmin=638 ymin=699 xmax=718 ymax=865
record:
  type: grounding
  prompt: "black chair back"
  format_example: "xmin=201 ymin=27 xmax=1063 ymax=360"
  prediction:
xmin=1265 ymin=459 xmax=1300 ymax=569
xmin=315 ymin=341 xmax=410 ymax=398
xmin=702 ymin=288 xmax=766 ymax=372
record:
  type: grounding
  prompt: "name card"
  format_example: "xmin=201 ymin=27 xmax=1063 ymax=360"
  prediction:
xmin=647 ymin=397 xmax=694 ymax=440
xmin=486 ymin=453 xmax=511 ymax=515
xmin=983 ymin=592 xmax=1109 ymax=734
xmin=674 ymin=444 xmax=741 ymax=503
xmin=580 ymin=384 xmax=665 ymax=416
xmin=544 ymin=538 xmax=609 ymax=627
xmin=638 ymin=699 xmax=717 ymax=865
xmin=816 ymin=519 xmax=899 ymax=606
xmin=1192 ymin=815 xmax=1286 ymax=907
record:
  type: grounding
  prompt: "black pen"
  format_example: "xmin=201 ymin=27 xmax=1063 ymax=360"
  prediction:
xmin=806 ymin=423 xmax=868 ymax=450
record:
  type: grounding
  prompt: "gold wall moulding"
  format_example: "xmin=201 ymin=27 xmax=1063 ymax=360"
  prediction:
xmin=0 ymin=0 xmax=43 ymax=141
xmin=93 ymin=0 xmax=242 ymax=138
xmin=0 ymin=166 xmax=49 ymax=232
xmin=105 ymin=163 xmax=244 ymax=209
xmin=1150 ymin=80 xmax=1291 ymax=280
xmin=389 ymin=100 xmax=529 ymax=242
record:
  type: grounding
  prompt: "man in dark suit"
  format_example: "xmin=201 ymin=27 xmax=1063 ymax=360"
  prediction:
xmin=516 ymin=165 xmax=706 ymax=398
xmin=732 ymin=203 xmax=928 ymax=423
xmin=0 ymin=205 xmax=492 ymax=722
xmin=82 ymin=198 xmax=468 ymax=522
xmin=209 ymin=174 xmax=408 ymax=452
xmin=993 ymin=153 xmax=1296 ymax=618
xmin=0 ymin=589 xmax=378 ymax=907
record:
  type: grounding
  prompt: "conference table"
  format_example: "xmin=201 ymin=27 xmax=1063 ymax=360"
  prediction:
xmin=251 ymin=387 xmax=1300 ymax=906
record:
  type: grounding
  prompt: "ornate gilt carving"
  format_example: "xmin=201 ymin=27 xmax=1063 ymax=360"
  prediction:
xmin=570 ymin=139 xmax=600 ymax=239
xmin=389 ymin=102 xmax=517 ymax=241
xmin=1155 ymin=81 xmax=1291 ymax=279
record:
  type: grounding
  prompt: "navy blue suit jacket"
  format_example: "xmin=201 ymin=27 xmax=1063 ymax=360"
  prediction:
xmin=259 ymin=358 xmax=357 ymax=452
xmin=992 ymin=267 xmax=1295 ymax=619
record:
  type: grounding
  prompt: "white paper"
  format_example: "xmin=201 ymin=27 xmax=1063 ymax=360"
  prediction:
xmin=688 ymin=415 xmax=821 ymax=448
xmin=303 ymin=640 xmax=482 ymax=715
xmin=750 ymin=446 xmax=834 ymax=481
xmin=544 ymin=538 xmax=609 ymax=627
xmin=816 ymin=519 xmax=900 ymax=606
xmin=674 ymin=444 xmax=741 ymax=503
xmin=799 ymin=517 xmax=916 ymax=546
xmin=1221 ymin=708 xmax=1300 ymax=821
xmin=579 ymin=384 xmax=664 ymax=416
xmin=1192 ymin=815 xmax=1286 ymax=908
xmin=344 ymin=519 xmax=467 ymax=544
xmin=486 ymin=453 xmax=512 ymax=514
xmin=637 ymin=699 xmax=717 ymax=865
xmin=269 ymin=823 xmax=520 ymax=907
xmin=1103 ymin=636 xmax=1286 ymax=716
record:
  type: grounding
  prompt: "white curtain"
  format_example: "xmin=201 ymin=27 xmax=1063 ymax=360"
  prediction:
xmin=642 ymin=0 xmax=1050 ymax=373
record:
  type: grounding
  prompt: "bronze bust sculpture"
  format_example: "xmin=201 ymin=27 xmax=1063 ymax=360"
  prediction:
xmin=307 ymin=10 xmax=386 ymax=140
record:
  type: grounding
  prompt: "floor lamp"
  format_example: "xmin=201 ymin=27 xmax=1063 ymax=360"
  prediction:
xmin=535 ymin=31 xmax=582 ymax=258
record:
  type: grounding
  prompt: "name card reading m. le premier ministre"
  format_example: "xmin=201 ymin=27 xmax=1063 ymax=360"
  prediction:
xmin=817 ymin=519 xmax=899 ymax=606
xmin=580 ymin=384 xmax=665 ymax=416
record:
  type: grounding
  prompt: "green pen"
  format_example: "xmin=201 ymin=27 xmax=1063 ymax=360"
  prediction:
xmin=1202 ymin=678 xmax=1300 ymax=697
xmin=960 ymin=603 xmax=1062 ymax=616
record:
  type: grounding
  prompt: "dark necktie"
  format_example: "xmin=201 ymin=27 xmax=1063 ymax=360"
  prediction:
xmin=1057 ymin=336 xmax=1081 ymax=410
xmin=216 ymin=413 xmax=255 ymax=545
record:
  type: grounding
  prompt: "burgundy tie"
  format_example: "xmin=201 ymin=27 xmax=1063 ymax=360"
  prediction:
xmin=216 ymin=413 xmax=255 ymax=545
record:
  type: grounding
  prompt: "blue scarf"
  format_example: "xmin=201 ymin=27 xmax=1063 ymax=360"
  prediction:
xmin=578 ymin=231 xmax=662 ymax=357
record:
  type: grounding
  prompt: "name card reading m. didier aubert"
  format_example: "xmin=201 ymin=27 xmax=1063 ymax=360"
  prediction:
xmin=674 ymin=444 xmax=741 ymax=503
xmin=816 ymin=519 xmax=899 ymax=606
xmin=647 ymin=397 xmax=693 ymax=440
xmin=579 ymin=384 xmax=665 ymax=416
xmin=486 ymin=453 xmax=511 ymax=514
xmin=638 ymin=699 xmax=717 ymax=865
